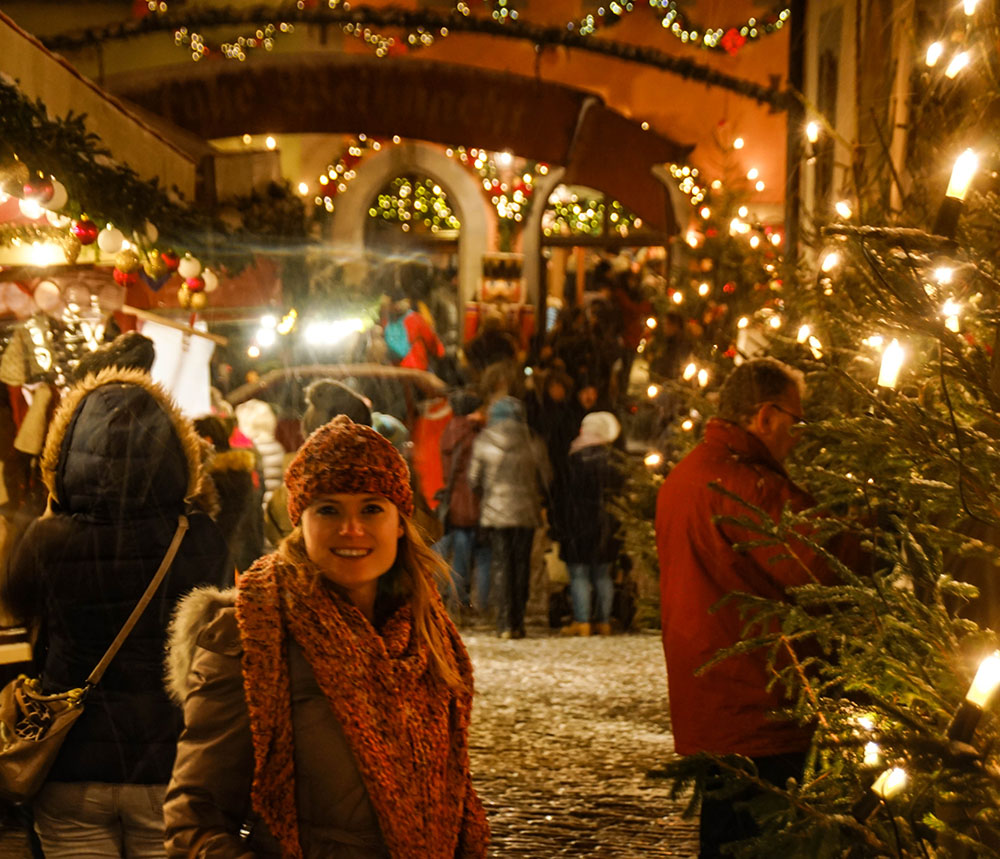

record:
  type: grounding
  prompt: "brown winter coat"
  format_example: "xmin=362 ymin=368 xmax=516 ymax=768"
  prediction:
xmin=162 ymin=587 xmax=387 ymax=858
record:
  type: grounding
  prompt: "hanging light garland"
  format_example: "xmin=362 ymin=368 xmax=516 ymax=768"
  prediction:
xmin=648 ymin=1 xmax=791 ymax=54
xmin=136 ymin=0 xmax=789 ymax=65
xmin=369 ymin=176 xmax=461 ymax=233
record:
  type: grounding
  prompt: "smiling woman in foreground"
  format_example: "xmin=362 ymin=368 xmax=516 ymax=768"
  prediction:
xmin=163 ymin=415 xmax=489 ymax=859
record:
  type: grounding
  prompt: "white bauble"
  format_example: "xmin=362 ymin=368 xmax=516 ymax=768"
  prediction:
xmin=177 ymin=255 xmax=202 ymax=279
xmin=202 ymin=269 xmax=219 ymax=293
xmin=97 ymin=227 xmax=124 ymax=254
xmin=46 ymin=180 xmax=68 ymax=211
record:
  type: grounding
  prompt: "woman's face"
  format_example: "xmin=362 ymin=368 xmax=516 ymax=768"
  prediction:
xmin=301 ymin=493 xmax=404 ymax=603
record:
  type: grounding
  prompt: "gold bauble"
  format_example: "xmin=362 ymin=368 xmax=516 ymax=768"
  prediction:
xmin=143 ymin=255 xmax=168 ymax=281
xmin=189 ymin=291 xmax=207 ymax=310
xmin=0 ymin=160 xmax=29 ymax=195
xmin=61 ymin=234 xmax=82 ymax=265
xmin=177 ymin=285 xmax=191 ymax=308
xmin=115 ymin=249 xmax=141 ymax=274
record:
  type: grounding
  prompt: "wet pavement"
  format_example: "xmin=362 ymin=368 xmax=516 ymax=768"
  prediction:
xmin=465 ymin=626 xmax=698 ymax=858
xmin=0 ymin=627 xmax=698 ymax=858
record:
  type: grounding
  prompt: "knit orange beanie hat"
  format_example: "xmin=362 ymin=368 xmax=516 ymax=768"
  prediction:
xmin=285 ymin=415 xmax=413 ymax=525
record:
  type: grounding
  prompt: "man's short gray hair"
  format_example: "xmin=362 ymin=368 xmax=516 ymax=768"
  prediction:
xmin=717 ymin=357 xmax=805 ymax=426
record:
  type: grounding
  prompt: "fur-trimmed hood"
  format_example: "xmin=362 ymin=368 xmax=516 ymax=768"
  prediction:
xmin=42 ymin=367 xmax=207 ymax=518
xmin=164 ymin=585 xmax=237 ymax=704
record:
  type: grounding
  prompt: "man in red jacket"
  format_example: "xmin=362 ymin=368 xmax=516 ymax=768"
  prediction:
xmin=655 ymin=357 xmax=837 ymax=858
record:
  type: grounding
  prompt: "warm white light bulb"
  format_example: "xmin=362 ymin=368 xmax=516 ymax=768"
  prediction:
xmin=683 ymin=362 xmax=697 ymax=381
xmin=733 ymin=137 xmax=745 ymax=150
xmin=672 ymin=292 xmax=684 ymax=305
xmin=738 ymin=205 xmax=749 ymax=218
xmin=699 ymin=206 xmax=711 ymax=219
xmin=797 ymin=324 xmax=811 ymax=344
xmin=805 ymin=121 xmax=820 ymax=143
xmin=877 ymin=339 xmax=904 ymax=389
xmin=644 ymin=452 xmax=662 ymax=467
xmin=965 ymin=0 xmax=979 ymax=15
xmin=297 ymin=182 xmax=309 ymax=195
xmin=737 ymin=316 xmax=749 ymax=329
xmin=943 ymin=299 xmax=961 ymax=332
xmin=647 ymin=384 xmax=660 ymax=399
xmin=747 ymin=167 xmax=759 ymax=181
xmin=864 ymin=742 xmax=881 ymax=767
xmin=926 ymin=41 xmax=944 ymax=67
xmin=265 ymin=135 xmax=277 ymax=150
xmin=768 ymin=315 xmax=782 ymax=329
xmin=697 ymin=369 xmax=709 ymax=387
xmin=681 ymin=419 xmax=694 ymax=431
xmin=967 ymin=651 xmax=1000 ymax=708
xmin=646 ymin=316 xmax=658 ymax=329
xmin=247 ymin=344 xmax=261 ymax=358
xmin=808 ymin=336 xmax=823 ymax=359
xmin=934 ymin=267 xmax=954 ymax=284
xmin=698 ymin=282 xmax=710 ymax=296
xmin=946 ymin=149 xmax=978 ymax=200
xmin=749 ymin=235 xmax=760 ymax=249
xmin=835 ymin=200 xmax=853 ymax=219
xmin=945 ymin=51 xmax=970 ymax=79
xmin=871 ymin=767 xmax=907 ymax=800
xmin=821 ymin=251 xmax=841 ymax=272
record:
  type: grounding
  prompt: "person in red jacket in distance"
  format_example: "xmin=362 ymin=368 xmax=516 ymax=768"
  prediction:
xmin=655 ymin=357 xmax=838 ymax=858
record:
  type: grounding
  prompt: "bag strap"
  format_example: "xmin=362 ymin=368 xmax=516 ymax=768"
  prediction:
xmin=85 ymin=515 xmax=189 ymax=688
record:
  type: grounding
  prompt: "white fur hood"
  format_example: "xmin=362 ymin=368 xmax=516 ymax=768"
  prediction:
xmin=164 ymin=586 xmax=237 ymax=705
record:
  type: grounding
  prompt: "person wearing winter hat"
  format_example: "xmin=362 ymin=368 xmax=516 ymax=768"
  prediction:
xmin=264 ymin=380 xmax=373 ymax=547
xmin=164 ymin=416 xmax=489 ymax=858
xmin=559 ymin=412 xmax=625 ymax=636
xmin=4 ymin=367 xmax=228 ymax=856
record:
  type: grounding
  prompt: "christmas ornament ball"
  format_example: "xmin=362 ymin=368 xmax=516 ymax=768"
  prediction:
xmin=0 ymin=161 xmax=30 ymax=195
xmin=114 ymin=249 xmax=141 ymax=274
xmin=97 ymin=227 xmax=124 ymax=255
xmin=23 ymin=177 xmax=54 ymax=204
xmin=177 ymin=255 xmax=202 ymax=279
xmin=177 ymin=285 xmax=191 ymax=308
xmin=112 ymin=267 xmax=139 ymax=287
xmin=47 ymin=180 xmax=69 ymax=211
xmin=185 ymin=276 xmax=205 ymax=293
xmin=202 ymin=269 xmax=219 ymax=293
xmin=189 ymin=291 xmax=207 ymax=310
xmin=160 ymin=250 xmax=180 ymax=272
xmin=71 ymin=218 xmax=99 ymax=245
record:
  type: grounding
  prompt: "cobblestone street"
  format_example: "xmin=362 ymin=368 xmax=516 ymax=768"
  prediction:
xmin=465 ymin=627 xmax=698 ymax=858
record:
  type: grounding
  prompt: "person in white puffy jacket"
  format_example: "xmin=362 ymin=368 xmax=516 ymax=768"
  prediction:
xmin=234 ymin=399 xmax=285 ymax=505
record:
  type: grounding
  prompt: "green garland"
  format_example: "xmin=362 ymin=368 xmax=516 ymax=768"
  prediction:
xmin=0 ymin=77 xmax=309 ymax=273
xmin=42 ymin=6 xmax=790 ymax=109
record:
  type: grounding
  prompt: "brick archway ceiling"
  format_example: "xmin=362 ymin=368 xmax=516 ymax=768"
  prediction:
xmin=109 ymin=55 xmax=693 ymax=234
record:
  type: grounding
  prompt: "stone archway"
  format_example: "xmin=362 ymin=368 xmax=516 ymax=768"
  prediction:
xmin=329 ymin=140 xmax=493 ymax=309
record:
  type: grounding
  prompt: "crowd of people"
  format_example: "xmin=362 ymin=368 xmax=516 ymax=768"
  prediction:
xmin=0 ymin=274 xmax=856 ymax=858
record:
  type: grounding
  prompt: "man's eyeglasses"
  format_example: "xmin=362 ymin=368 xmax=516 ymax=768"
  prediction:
xmin=766 ymin=403 xmax=807 ymax=425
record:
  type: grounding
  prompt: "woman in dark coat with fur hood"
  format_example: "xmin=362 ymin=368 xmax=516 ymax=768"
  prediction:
xmin=3 ymin=367 xmax=228 ymax=857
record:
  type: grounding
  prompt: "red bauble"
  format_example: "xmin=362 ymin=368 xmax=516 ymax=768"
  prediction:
xmin=71 ymin=219 xmax=99 ymax=245
xmin=722 ymin=282 xmax=736 ymax=294
xmin=160 ymin=250 xmax=180 ymax=272
xmin=185 ymin=276 xmax=206 ymax=293
xmin=23 ymin=178 xmax=54 ymax=203
xmin=113 ymin=268 xmax=139 ymax=287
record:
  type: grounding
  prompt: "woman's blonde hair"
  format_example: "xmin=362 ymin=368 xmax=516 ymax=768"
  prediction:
xmin=278 ymin=517 xmax=464 ymax=691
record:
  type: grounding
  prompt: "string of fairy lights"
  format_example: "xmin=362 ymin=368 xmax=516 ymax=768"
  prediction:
xmin=146 ymin=0 xmax=790 ymax=63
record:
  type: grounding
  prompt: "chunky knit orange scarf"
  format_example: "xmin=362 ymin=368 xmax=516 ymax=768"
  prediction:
xmin=235 ymin=550 xmax=489 ymax=859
